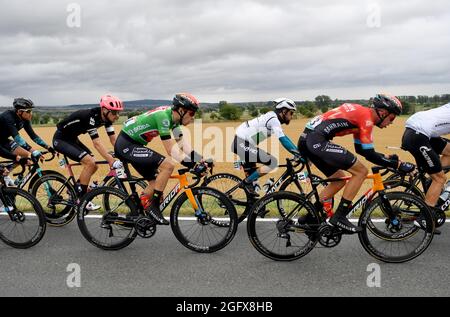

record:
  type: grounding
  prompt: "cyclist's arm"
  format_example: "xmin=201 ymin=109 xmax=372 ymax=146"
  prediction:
xmin=90 ymin=129 xmax=115 ymax=166
xmin=0 ymin=144 xmax=19 ymax=161
xmin=279 ymin=136 xmax=300 ymax=155
xmin=108 ymin=134 xmax=117 ymax=147
xmin=270 ymin=119 xmax=299 ymax=155
xmin=354 ymin=141 xmax=399 ymax=168
xmin=161 ymin=138 xmax=199 ymax=168
xmin=24 ymin=121 xmax=50 ymax=150
xmin=105 ymin=124 xmax=116 ymax=146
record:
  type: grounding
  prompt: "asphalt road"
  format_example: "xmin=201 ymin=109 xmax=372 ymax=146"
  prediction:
xmin=1 ymin=222 xmax=449 ymax=297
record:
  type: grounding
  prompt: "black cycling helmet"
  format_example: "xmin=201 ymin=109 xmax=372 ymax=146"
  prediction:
xmin=172 ymin=93 xmax=200 ymax=112
xmin=372 ymin=93 xmax=402 ymax=115
xmin=13 ymin=98 xmax=35 ymax=110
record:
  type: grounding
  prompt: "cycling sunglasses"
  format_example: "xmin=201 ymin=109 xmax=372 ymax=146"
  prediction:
xmin=187 ymin=110 xmax=196 ymax=117
xmin=108 ymin=110 xmax=121 ymax=116
xmin=21 ymin=109 xmax=33 ymax=113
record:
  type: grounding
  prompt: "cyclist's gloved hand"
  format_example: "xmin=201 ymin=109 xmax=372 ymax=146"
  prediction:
xmin=18 ymin=157 xmax=32 ymax=166
xmin=112 ymin=160 xmax=124 ymax=170
xmin=32 ymin=150 xmax=42 ymax=158
xmin=388 ymin=154 xmax=399 ymax=165
xmin=398 ymin=162 xmax=415 ymax=174
xmin=291 ymin=151 xmax=305 ymax=163
xmin=193 ymin=162 xmax=208 ymax=175
xmin=47 ymin=146 xmax=56 ymax=155
xmin=203 ymin=158 xmax=214 ymax=168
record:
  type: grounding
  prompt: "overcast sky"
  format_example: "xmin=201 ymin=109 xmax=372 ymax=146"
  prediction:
xmin=0 ymin=0 xmax=449 ymax=106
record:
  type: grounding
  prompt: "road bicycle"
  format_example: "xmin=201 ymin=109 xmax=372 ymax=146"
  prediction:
xmin=0 ymin=151 xmax=63 ymax=191
xmin=202 ymin=157 xmax=328 ymax=223
xmin=0 ymin=163 xmax=46 ymax=249
xmin=76 ymin=161 xmax=238 ymax=252
xmin=30 ymin=154 xmax=147 ymax=226
xmin=381 ymin=162 xmax=450 ymax=227
xmin=247 ymin=159 xmax=435 ymax=263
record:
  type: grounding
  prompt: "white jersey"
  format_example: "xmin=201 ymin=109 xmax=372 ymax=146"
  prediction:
xmin=405 ymin=103 xmax=450 ymax=138
xmin=236 ymin=111 xmax=286 ymax=145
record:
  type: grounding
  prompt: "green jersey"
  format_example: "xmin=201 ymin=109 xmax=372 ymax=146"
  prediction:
xmin=122 ymin=106 xmax=181 ymax=145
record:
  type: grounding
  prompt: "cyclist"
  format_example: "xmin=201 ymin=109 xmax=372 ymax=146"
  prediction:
xmin=52 ymin=95 xmax=124 ymax=203
xmin=401 ymin=102 xmax=450 ymax=226
xmin=115 ymin=93 xmax=205 ymax=225
xmin=0 ymin=98 xmax=55 ymax=171
xmin=232 ymin=98 xmax=300 ymax=195
xmin=298 ymin=94 xmax=415 ymax=233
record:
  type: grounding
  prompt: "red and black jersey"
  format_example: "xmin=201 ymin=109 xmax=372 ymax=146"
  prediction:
xmin=305 ymin=103 xmax=375 ymax=150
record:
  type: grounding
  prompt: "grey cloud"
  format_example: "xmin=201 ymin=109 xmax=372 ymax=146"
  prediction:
xmin=0 ymin=0 xmax=449 ymax=105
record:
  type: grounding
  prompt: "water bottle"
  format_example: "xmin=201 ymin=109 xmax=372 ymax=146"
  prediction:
xmin=58 ymin=157 xmax=67 ymax=168
xmin=297 ymin=171 xmax=309 ymax=183
xmin=116 ymin=167 xmax=126 ymax=179
xmin=0 ymin=206 xmax=12 ymax=213
xmin=263 ymin=178 xmax=275 ymax=194
xmin=3 ymin=176 xmax=15 ymax=187
xmin=438 ymin=181 xmax=450 ymax=204
xmin=253 ymin=181 xmax=261 ymax=194
xmin=14 ymin=175 xmax=23 ymax=186
xmin=89 ymin=181 xmax=99 ymax=190
xmin=323 ymin=199 xmax=334 ymax=218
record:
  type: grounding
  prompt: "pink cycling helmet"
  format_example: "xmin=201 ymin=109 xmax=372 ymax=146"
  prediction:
xmin=100 ymin=95 xmax=124 ymax=111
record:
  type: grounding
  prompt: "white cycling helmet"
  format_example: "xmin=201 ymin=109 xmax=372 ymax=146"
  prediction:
xmin=274 ymin=98 xmax=296 ymax=111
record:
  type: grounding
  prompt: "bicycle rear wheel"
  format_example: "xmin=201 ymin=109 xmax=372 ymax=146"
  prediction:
xmin=170 ymin=187 xmax=238 ymax=253
xmin=77 ymin=187 xmax=138 ymax=250
xmin=0 ymin=187 xmax=46 ymax=249
xmin=202 ymin=173 xmax=250 ymax=223
xmin=247 ymin=191 xmax=319 ymax=261
xmin=359 ymin=191 xmax=434 ymax=263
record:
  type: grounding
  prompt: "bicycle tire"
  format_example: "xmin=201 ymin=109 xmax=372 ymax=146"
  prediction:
xmin=102 ymin=176 xmax=147 ymax=211
xmin=358 ymin=191 xmax=434 ymax=263
xmin=28 ymin=170 xmax=66 ymax=192
xmin=170 ymin=187 xmax=238 ymax=253
xmin=77 ymin=187 xmax=138 ymax=251
xmin=202 ymin=173 xmax=250 ymax=223
xmin=31 ymin=173 xmax=77 ymax=227
xmin=0 ymin=187 xmax=46 ymax=249
xmin=247 ymin=191 xmax=319 ymax=261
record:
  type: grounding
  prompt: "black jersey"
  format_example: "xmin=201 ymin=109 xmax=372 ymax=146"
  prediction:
xmin=56 ymin=108 xmax=115 ymax=140
xmin=0 ymin=110 xmax=39 ymax=143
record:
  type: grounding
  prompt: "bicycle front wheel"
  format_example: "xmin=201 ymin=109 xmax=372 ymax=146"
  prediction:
xmin=359 ymin=191 xmax=434 ymax=263
xmin=247 ymin=191 xmax=319 ymax=261
xmin=77 ymin=187 xmax=138 ymax=250
xmin=0 ymin=187 xmax=46 ymax=249
xmin=170 ymin=187 xmax=238 ymax=253
xmin=31 ymin=174 xmax=77 ymax=227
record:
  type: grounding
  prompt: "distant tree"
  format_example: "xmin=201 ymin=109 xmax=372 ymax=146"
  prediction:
xmin=259 ymin=106 xmax=272 ymax=114
xmin=31 ymin=113 xmax=41 ymax=125
xmin=315 ymin=95 xmax=332 ymax=113
xmin=417 ymin=95 xmax=429 ymax=104
xmin=210 ymin=112 xmax=219 ymax=121
xmin=250 ymin=109 xmax=259 ymax=117
xmin=219 ymin=102 xmax=243 ymax=120
xmin=298 ymin=101 xmax=317 ymax=118
xmin=40 ymin=114 xmax=51 ymax=124
xmin=195 ymin=109 xmax=203 ymax=119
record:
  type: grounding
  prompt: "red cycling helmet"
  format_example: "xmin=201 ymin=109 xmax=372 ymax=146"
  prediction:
xmin=373 ymin=93 xmax=402 ymax=115
xmin=172 ymin=93 xmax=200 ymax=112
xmin=100 ymin=95 xmax=124 ymax=111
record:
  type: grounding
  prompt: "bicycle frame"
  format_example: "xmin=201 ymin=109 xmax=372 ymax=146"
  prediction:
xmin=287 ymin=162 xmax=392 ymax=222
xmin=111 ymin=163 xmax=201 ymax=216
xmin=1 ymin=152 xmax=55 ymax=190
xmin=224 ymin=159 xmax=310 ymax=197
